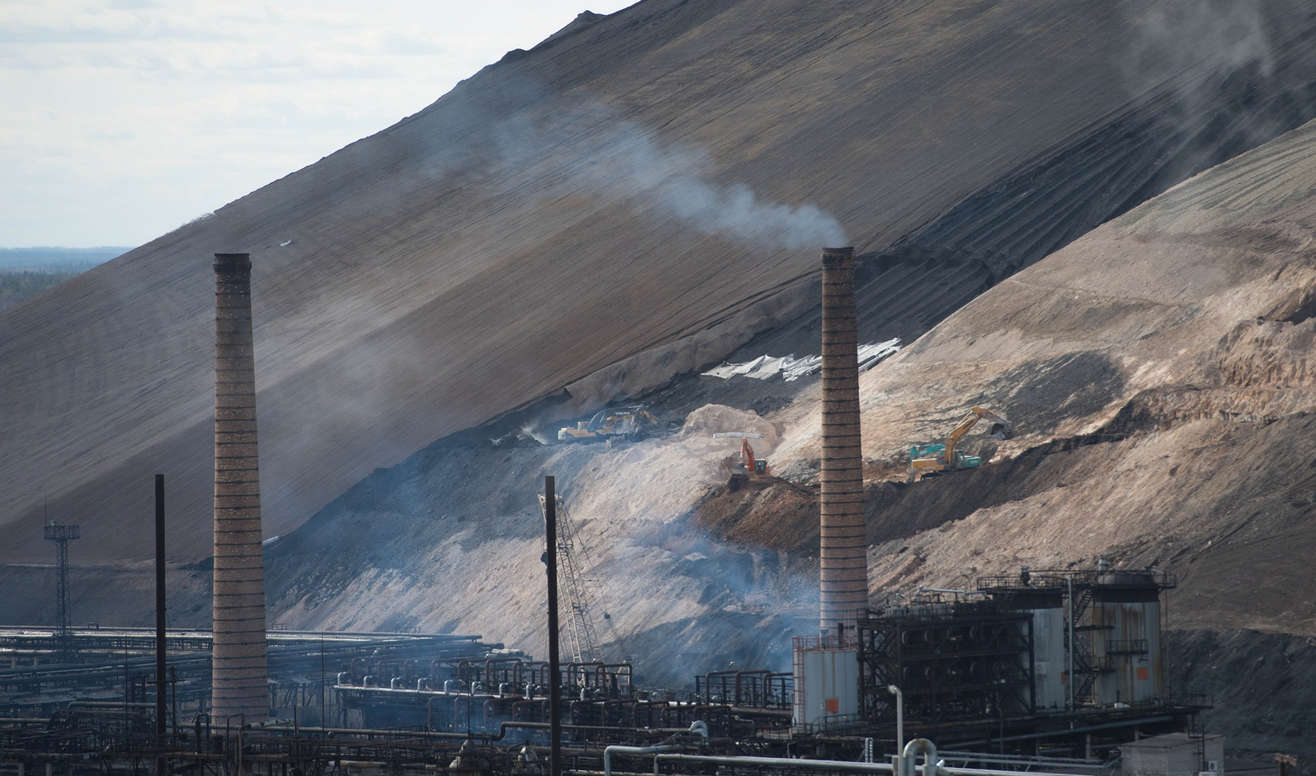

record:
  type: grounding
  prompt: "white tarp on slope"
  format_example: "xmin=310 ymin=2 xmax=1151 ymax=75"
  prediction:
xmin=702 ymin=338 xmax=900 ymax=381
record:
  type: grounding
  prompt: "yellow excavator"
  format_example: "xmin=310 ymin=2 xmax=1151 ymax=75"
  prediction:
xmin=557 ymin=404 xmax=664 ymax=443
xmin=908 ymin=407 xmax=1012 ymax=482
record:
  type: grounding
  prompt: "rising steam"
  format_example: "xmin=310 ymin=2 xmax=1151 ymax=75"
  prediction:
xmin=496 ymin=100 xmax=846 ymax=250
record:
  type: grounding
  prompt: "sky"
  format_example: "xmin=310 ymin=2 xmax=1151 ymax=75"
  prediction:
xmin=0 ymin=0 xmax=637 ymax=248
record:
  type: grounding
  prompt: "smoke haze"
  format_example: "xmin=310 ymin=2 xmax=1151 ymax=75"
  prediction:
xmin=1119 ymin=0 xmax=1276 ymax=94
xmin=497 ymin=100 xmax=847 ymax=250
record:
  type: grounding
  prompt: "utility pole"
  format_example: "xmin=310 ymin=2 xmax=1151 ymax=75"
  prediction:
xmin=44 ymin=521 xmax=80 ymax=661
xmin=543 ymin=477 xmax=562 ymax=776
xmin=538 ymin=493 xmax=609 ymax=664
xmin=155 ymin=474 xmax=168 ymax=776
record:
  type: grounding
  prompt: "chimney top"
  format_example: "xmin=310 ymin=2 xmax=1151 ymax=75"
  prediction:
xmin=213 ymin=253 xmax=251 ymax=273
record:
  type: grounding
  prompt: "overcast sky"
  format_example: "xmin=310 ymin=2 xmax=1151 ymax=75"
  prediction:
xmin=0 ymin=0 xmax=637 ymax=248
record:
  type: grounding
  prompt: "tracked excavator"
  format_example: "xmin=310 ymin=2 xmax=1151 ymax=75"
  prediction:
xmin=713 ymin=432 xmax=771 ymax=486
xmin=909 ymin=407 xmax=1012 ymax=482
xmin=557 ymin=404 xmax=664 ymax=443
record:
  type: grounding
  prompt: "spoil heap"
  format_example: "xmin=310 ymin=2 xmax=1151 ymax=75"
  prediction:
xmin=270 ymin=112 xmax=1316 ymax=754
xmin=8 ymin=0 xmax=1316 ymax=561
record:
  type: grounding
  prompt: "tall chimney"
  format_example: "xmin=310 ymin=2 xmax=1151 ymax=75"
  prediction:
xmin=819 ymin=246 xmax=867 ymax=635
xmin=212 ymin=252 xmax=269 ymax=721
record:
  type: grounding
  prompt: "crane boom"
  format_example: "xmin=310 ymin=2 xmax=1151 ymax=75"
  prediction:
xmin=539 ymin=493 xmax=611 ymax=665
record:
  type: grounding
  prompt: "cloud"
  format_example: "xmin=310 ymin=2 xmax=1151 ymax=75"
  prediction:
xmin=379 ymin=31 xmax=446 ymax=56
xmin=0 ymin=0 xmax=637 ymax=246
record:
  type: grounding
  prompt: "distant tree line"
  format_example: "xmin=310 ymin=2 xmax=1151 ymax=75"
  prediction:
xmin=0 ymin=246 xmax=126 ymax=270
xmin=0 ymin=246 xmax=128 ymax=312
xmin=0 ymin=270 xmax=83 ymax=312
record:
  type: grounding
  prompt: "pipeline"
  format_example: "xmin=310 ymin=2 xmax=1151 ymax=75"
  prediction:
xmin=653 ymin=747 xmax=1083 ymax=776
xmin=604 ymin=745 xmax=674 ymax=776
xmin=656 ymin=753 xmax=894 ymax=775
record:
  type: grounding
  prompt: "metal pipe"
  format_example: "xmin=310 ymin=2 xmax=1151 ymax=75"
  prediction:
xmin=887 ymin=684 xmax=904 ymax=756
xmin=1067 ymin=575 xmax=1075 ymax=713
xmin=255 ymin=719 xmax=654 ymax=742
xmin=819 ymin=246 xmax=867 ymax=634
xmin=656 ymin=754 xmax=893 ymax=774
xmin=604 ymin=745 xmax=673 ymax=776
xmin=688 ymin=720 xmax=708 ymax=742
xmin=902 ymin=739 xmax=937 ymax=776
xmin=651 ymin=739 xmax=1078 ymax=776
xmin=962 ymin=715 xmax=1177 ymax=747
xmin=211 ymin=252 xmax=270 ymax=722
xmin=544 ymin=476 xmax=562 ymax=776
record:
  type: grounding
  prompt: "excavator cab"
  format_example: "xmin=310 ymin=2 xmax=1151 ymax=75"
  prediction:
xmin=717 ymin=434 xmax=772 ymax=486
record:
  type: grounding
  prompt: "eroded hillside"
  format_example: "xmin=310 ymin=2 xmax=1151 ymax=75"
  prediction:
xmin=265 ymin=115 xmax=1316 ymax=753
xmin=8 ymin=0 xmax=1316 ymax=564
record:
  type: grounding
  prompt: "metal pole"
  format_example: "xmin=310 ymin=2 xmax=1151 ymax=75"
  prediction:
xmin=1067 ymin=575 xmax=1075 ymax=713
xmin=155 ymin=474 xmax=167 ymax=776
xmin=544 ymin=476 xmax=562 ymax=776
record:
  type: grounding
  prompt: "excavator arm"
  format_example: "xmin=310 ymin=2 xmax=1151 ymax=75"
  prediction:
xmin=910 ymin=406 xmax=1012 ymax=481
xmin=943 ymin=406 xmax=1012 ymax=463
xmin=741 ymin=437 xmax=765 ymax=475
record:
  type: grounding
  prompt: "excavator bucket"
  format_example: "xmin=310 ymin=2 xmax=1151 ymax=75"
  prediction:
xmin=989 ymin=422 xmax=1012 ymax=440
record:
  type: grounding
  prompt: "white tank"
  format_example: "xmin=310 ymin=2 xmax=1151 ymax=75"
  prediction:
xmin=792 ymin=644 xmax=859 ymax=728
xmin=1090 ymin=573 xmax=1162 ymax=706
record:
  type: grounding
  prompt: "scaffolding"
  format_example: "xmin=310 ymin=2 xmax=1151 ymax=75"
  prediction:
xmin=857 ymin=600 xmax=1034 ymax=726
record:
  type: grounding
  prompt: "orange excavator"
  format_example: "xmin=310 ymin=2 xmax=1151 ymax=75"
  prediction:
xmin=713 ymin=432 xmax=772 ymax=485
xmin=734 ymin=436 xmax=770 ymax=481
xmin=908 ymin=407 xmax=1012 ymax=482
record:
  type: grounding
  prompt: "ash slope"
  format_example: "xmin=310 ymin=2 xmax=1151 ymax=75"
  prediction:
xmin=760 ymin=117 xmax=1316 ymax=754
xmin=267 ymin=115 xmax=1316 ymax=750
xmin=767 ymin=114 xmax=1316 ymax=633
xmin=9 ymin=0 xmax=1316 ymax=563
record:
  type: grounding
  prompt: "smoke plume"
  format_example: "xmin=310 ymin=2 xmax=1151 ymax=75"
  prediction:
xmin=496 ymin=99 xmax=846 ymax=250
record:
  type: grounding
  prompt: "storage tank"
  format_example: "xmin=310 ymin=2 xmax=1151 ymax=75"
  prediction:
xmin=792 ymin=636 xmax=859 ymax=729
xmin=1090 ymin=571 xmax=1162 ymax=705
xmin=1010 ymin=588 xmax=1066 ymax=711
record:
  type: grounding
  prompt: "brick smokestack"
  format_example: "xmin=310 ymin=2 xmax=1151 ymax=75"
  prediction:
xmin=819 ymin=246 xmax=867 ymax=634
xmin=212 ymin=252 xmax=269 ymax=721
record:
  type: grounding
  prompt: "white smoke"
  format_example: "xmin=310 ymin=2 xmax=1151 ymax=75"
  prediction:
xmin=496 ymin=100 xmax=846 ymax=250
xmin=1119 ymin=0 xmax=1276 ymax=96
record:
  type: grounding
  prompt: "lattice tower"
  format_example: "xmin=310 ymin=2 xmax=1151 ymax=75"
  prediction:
xmin=43 ymin=522 xmax=79 ymax=652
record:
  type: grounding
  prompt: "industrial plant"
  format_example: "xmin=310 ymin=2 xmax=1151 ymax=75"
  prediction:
xmin=0 ymin=249 xmax=1222 ymax=775
xmin=7 ymin=0 xmax=1316 ymax=774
